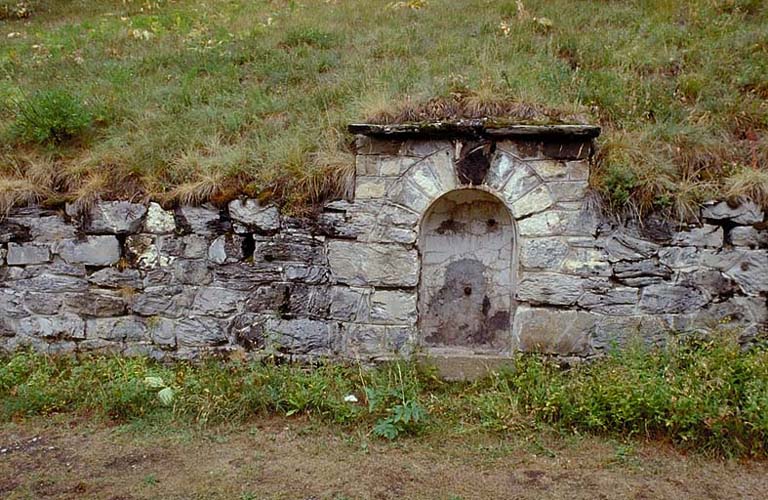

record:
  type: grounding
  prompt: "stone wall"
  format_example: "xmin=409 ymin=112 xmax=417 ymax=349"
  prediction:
xmin=1 ymin=123 xmax=766 ymax=362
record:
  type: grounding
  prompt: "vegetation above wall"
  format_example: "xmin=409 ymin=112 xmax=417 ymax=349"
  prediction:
xmin=0 ymin=0 xmax=766 ymax=217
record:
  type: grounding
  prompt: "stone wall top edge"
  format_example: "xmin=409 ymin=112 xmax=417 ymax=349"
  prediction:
xmin=348 ymin=121 xmax=601 ymax=140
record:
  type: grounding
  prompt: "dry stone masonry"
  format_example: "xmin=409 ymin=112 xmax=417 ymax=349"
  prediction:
xmin=1 ymin=121 xmax=766 ymax=366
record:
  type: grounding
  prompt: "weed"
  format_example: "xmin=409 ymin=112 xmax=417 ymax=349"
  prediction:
xmin=2 ymin=332 xmax=768 ymax=456
xmin=11 ymin=89 xmax=93 ymax=144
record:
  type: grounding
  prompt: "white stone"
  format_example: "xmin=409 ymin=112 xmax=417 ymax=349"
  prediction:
xmin=143 ymin=202 xmax=176 ymax=234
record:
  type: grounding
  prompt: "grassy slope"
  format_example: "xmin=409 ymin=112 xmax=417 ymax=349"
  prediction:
xmin=0 ymin=0 xmax=766 ymax=216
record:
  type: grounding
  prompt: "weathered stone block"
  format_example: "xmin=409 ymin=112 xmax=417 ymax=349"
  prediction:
xmin=370 ymin=290 xmax=417 ymax=325
xmin=228 ymin=199 xmax=280 ymax=233
xmin=328 ymin=286 xmax=368 ymax=321
xmin=143 ymin=202 xmax=176 ymax=234
xmin=561 ymin=247 xmax=611 ymax=277
xmin=131 ymin=286 xmax=196 ymax=318
xmin=519 ymin=237 xmax=569 ymax=269
xmin=529 ymin=159 xmax=567 ymax=179
xmin=731 ymin=226 xmax=768 ymax=248
xmin=516 ymin=272 xmax=587 ymax=305
xmin=192 ymin=286 xmax=245 ymax=317
xmin=342 ymin=323 xmax=413 ymax=359
xmin=265 ymin=318 xmax=332 ymax=355
xmin=176 ymin=206 xmax=227 ymax=235
xmin=510 ymin=185 xmax=554 ymax=218
xmin=328 ymin=241 xmax=418 ymax=287
xmin=702 ymin=201 xmax=763 ymax=224
xmin=639 ymin=284 xmax=709 ymax=314
xmin=721 ymin=250 xmax=768 ymax=295
xmin=6 ymin=243 xmax=51 ymax=265
xmin=17 ymin=313 xmax=85 ymax=339
xmin=566 ymin=160 xmax=590 ymax=181
xmin=9 ymin=274 xmax=88 ymax=293
xmin=57 ymin=236 xmax=121 ymax=266
xmin=80 ymin=201 xmax=147 ymax=234
xmin=175 ymin=317 xmax=229 ymax=347
xmin=212 ymin=262 xmax=283 ymax=291
xmin=87 ymin=316 xmax=146 ymax=341
xmin=87 ymin=268 xmax=142 ymax=290
xmin=548 ymin=181 xmax=589 ymax=202
xmin=172 ymin=259 xmax=212 ymax=285
xmin=671 ymin=224 xmax=723 ymax=248
xmin=125 ymin=234 xmax=174 ymax=269
xmin=355 ymin=176 xmax=390 ymax=199
xmin=208 ymin=234 xmax=245 ymax=264
xmin=65 ymin=290 xmax=128 ymax=317
xmin=513 ymin=306 xmax=595 ymax=356
xmin=500 ymin=163 xmax=540 ymax=204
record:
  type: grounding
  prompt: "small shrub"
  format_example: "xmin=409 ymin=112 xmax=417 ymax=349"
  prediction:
xmin=281 ymin=27 xmax=338 ymax=49
xmin=0 ymin=0 xmax=34 ymax=19
xmin=12 ymin=89 xmax=93 ymax=144
xmin=600 ymin=164 xmax=637 ymax=207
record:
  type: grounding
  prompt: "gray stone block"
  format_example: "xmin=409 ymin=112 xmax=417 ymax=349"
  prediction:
xmin=670 ymin=224 xmax=723 ymax=247
xmin=702 ymin=201 xmax=763 ymax=224
xmin=228 ymin=199 xmax=280 ymax=233
xmin=17 ymin=313 xmax=85 ymax=339
xmin=208 ymin=234 xmax=245 ymax=264
xmin=6 ymin=243 xmax=51 ymax=265
xmin=512 ymin=306 xmax=595 ymax=356
xmin=79 ymin=201 xmax=147 ymax=234
xmin=639 ymin=284 xmax=709 ymax=314
xmin=516 ymin=272 xmax=587 ymax=305
xmin=87 ymin=316 xmax=146 ymax=341
xmin=57 ymin=236 xmax=121 ymax=266
xmin=87 ymin=268 xmax=143 ymax=289
xmin=328 ymin=241 xmax=419 ymax=287
xmin=370 ymin=290 xmax=417 ymax=325
xmin=731 ymin=226 xmax=768 ymax=247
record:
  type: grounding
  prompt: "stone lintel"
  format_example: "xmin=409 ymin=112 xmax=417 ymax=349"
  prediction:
xmin=348 ymin=121 xmax=601 ymax=140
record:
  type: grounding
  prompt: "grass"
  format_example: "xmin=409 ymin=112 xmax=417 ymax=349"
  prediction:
xmin=3 ymin=331 xmax=768 ymax=458
xmin=0 ymin=0 xmax=765 ymax=216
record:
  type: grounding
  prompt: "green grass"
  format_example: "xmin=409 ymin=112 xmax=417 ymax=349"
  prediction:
xmin=0 ymin=0 xmax=766 ymax=215
xmin=3 ymin=332 xmax=768 ymax=457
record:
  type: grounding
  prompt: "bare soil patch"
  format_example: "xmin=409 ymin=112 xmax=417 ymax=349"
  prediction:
xmin=1 ymin=417 xmax=767 ymax=499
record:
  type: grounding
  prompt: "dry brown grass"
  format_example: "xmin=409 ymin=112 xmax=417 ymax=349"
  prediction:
xmin=366 ymin=91 xmax=588 ymax=126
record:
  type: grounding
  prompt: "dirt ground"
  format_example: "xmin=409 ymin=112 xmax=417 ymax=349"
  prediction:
xmin=1 ymin=416 xmax=767 ymax=500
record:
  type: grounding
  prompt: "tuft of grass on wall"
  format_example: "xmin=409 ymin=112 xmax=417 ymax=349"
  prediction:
xmin=2 ymin=332 xmax=768 ymax=457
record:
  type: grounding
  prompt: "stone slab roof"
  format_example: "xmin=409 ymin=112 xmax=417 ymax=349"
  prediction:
xmin=348 ymin=120 xmax=601 ymax=140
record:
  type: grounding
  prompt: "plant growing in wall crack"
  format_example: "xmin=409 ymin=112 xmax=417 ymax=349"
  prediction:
xmin=144 ymin=376 xmax=175 ymax=406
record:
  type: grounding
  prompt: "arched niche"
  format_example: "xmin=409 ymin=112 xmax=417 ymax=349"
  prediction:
xmin=418 ymin=189 xmax=516 ymax=354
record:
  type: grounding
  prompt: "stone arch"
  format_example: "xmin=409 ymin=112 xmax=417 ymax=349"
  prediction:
xmin=418 ymin=188 xmax=517 ymax=354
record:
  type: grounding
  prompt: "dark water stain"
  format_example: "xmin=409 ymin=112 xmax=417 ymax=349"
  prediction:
xmin=424 ymin=258 xmax=509 ymax=349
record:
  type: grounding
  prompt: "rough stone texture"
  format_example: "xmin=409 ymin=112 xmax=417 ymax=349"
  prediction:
xmin=6 ymin=243 xmax=51 ymax=265
xmin=144 ymin=202 xmax=177 ymax=234
xmin=2 ymin=132 xmax=766 ymax=370
xmin=76 ymin=201 xmax=148 ymax=234
xmin=57 ymin=236 xmax=121 ymax=266
xmin=513 ymin=307 xmax=594 ymax=356
xmin=328 ymin=241 xmax=418 ymax=287
xmin=228 ymin=199 xmax=281 ymax=233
